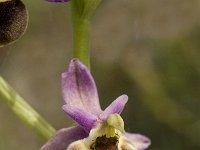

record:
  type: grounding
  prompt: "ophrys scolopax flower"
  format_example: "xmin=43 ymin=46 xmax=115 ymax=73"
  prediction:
xmin=41 ymin=59 xmax=151 ymax=150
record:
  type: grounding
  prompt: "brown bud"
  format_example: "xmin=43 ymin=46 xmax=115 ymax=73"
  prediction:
xmin=0 ymin=0 xmax=28 ymax=46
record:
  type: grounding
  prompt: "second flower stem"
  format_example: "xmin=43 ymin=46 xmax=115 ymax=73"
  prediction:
xmin=0 ymin=77 xmax=56 ymax=140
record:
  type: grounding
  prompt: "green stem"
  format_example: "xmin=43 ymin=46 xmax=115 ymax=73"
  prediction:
xmin=0 ymin=76 xmax=56 ymax=140
xmin=71 ymin=0 xmax=102 ymax=68
xmin=73 ymin=18 xmax=91 ymax=68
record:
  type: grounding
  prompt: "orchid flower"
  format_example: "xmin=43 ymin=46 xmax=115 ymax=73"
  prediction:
xmin=41 ymin=59 xmax=151 ymax=150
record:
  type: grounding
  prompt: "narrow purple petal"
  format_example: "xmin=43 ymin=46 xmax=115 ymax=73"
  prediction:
xmin=123 ymin=133 xmax=151 ymax=150
xmin=62 ymin=104 xmax=98 ymax=131
xmin=62 ymin=59 xmax=102 ymax=116
xmin=99 ymin=95 xmax=128 ymax=121
xmin=47 ymin=0 xmax=70 ymax=2
xmin=41 ymin=126 xmax=88 ymax=150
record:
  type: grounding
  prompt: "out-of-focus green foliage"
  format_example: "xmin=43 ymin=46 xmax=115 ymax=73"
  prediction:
xmin=0 ymin=0 xmax=200 ymax=149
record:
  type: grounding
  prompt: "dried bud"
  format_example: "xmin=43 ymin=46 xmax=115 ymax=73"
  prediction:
xmin=0 ymin=0 xmax=28 ymax=46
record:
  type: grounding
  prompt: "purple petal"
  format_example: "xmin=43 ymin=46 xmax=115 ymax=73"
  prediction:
xmin=62 ymin=59 xmax=102 ymax=116
xmin=41 ymin=126 xmax=88 ymax=150
xmin=47 ymin=0 xmax=70 ymax=2
xmin=99 ymin=95 xmax=128 ymax=121
xmin=123 ymin=133 xmax=151 ymax=150
xmin=62 ymin=104 xmax=98 ymax=131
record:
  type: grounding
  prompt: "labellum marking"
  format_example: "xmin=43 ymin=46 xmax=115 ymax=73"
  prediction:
xmin=90 ymin=135 xmax=119 ymax=150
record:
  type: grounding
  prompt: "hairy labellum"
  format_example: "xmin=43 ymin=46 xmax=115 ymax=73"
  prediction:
xmin=0 ymin=0 xmax=28 ymax=46
xmin=90 ymin=135 xmax=119 ymax=150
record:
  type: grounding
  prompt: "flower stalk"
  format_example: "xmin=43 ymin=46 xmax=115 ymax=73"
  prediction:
xmin=72 ymin=17 xmax=91 ymax=68
xmin=71 ymin=0 xmax=102 ymax=68
xmin=0 ymin=76 xmax=56 ymax=140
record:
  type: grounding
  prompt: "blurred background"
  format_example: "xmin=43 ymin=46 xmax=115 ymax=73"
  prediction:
xmin=0 ymin=0 xmax=200 ymax=149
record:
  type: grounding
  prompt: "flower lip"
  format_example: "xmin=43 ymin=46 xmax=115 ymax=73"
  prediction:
xmin=90 ymin=135 xmax=119 ymax=150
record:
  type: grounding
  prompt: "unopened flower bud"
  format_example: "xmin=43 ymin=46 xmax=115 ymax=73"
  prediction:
xmin=0 ymin=0 xmax=28 ymax=47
